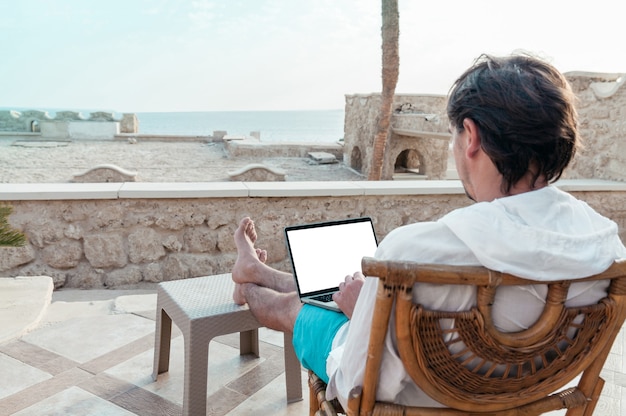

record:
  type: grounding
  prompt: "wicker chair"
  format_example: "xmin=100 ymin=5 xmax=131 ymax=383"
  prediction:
xmin=309 ymin=256 xmax=626 ymax=416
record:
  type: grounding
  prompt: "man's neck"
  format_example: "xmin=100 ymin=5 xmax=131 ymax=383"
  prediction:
xmin=508 ymin=172 xmax=548 ymax=197
xmin=472 ymin=172 xmax=548 ymax=202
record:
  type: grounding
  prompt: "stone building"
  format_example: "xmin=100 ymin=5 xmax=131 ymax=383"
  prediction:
xmin=344 ymin=71 xmax=626 ymax=182
xmin=343 ymin=93 xmax=450 ymax=180
xmin=0 ymin=110 xmax=139 ymax=137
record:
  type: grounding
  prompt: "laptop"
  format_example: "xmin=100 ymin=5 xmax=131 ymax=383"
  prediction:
xmin=284 ymin=217 xmax=378 ymax=312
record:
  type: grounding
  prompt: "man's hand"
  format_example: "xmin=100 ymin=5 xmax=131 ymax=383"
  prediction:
xmin=333 ymin=272 xmax=365 ymax=319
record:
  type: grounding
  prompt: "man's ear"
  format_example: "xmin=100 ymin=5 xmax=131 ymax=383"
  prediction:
xmin=462 ymin=118 xmax=481 ymax=158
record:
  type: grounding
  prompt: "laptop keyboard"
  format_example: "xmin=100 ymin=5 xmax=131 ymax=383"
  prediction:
xmin=311 ymin=293 xmax=334 ymax=303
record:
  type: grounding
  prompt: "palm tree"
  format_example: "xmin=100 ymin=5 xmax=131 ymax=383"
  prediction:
xmin=0 ymin=206 xmax=26 ymax=247
xmin=368 ymin=0 xmax=399 ymax=180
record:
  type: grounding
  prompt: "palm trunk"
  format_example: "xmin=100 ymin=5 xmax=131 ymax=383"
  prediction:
xmin=369 ymin=0 xmax=399 ymax=181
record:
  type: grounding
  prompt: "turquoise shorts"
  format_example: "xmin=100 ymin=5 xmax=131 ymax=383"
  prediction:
xmin=292 ymin=304 xmax=349 ymax=383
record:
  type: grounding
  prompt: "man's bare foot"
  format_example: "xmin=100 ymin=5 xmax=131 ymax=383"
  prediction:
xmin=233 ymin=283 xmax=247 ymax=305
xmin=243 ymin=216 xmax=257 ymax=243
xmin=233 ymin=249 xmax=267 ymax=304
xmin=255 ymin=248 xmax=267 ymax=264
xmin=232 ymin=217 xmax=297 ymax=298
xmin=232 ymin=217 xmax=263 ymax=284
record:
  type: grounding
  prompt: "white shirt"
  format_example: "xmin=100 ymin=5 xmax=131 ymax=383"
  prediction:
xmin=325 ymin=186 xmax=626 ymax=408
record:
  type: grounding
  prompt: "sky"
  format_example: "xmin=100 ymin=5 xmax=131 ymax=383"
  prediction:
xmin=1 ymin=0 xmax=624 ymax=112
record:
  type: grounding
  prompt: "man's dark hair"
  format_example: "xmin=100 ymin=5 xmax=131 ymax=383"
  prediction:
xmin=446 ymin=53 xmax=579 ymax=193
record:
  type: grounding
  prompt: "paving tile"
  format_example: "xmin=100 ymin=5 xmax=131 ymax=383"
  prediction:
xmin=40 ymin=299 xmax=116 ymax=326
xmin=80 ymin=333 xmax=154 ymax=375
xmin=615 ymin=371 xmax=626 ymax=387
xmin=0 ymin=340 xmax=78 ymax=375
xmin=105 ymin=335 xmax=266 ymax=404
xmin=594 ymin=393 xmax=621 ymax=416
xmin=215 ymin=332 xmax=286 ymax=362
xmin=0 ymin=276 xmax=53 ymax=345
xmin=259 ymin=327 xmax=287 ymax=348
xmin=600 ymin=377 xmax=622 ymax=399
xmin=113 ymin=294 xmax=157 ymax=316
xmin=12 ymin=386 xmax=135 ymax=416
xmin=109 ymin=386 xmax=181 ymax=416
xmin=20 ymin=314 xmax=154 ymax=363
xmin=0 ymin=368 xmax=92 ymax=415
xmin=228 ymin=369 xmax=309 ymax=416
xmin=225 ymin=352 xmax=286 ymax=397
xmin=38 ymin=355 xmax=82 ymax=376
xmin=0 ymin=353 xmax=52 ymax=400
xmin=602 ymin=370 xmax=617 ymax=389
xmin=132 ymin=309 xmax=158 ymax=321
xmin=205 ymin=386 xmax=249 ymax=416
xmin=78 ymin=373 xmax=136 ymax=400
xmin=605 ymin=350 xmax=623 ymax=373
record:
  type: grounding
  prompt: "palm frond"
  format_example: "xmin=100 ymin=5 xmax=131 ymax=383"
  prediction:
xmin=0 ymin=206 xmax=26 ymax=247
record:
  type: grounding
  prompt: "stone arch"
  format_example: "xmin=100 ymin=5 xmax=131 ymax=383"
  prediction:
xmin=351 ymin=146 xmax=363 ymax=172
xmin=394 ymin=148 xmax=424 ymax=174
xmin=30 ymin=120 xmax=40 ymax=132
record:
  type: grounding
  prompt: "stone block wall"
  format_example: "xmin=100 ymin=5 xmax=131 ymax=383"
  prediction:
xmin=343 ymin=93 xmax=450 ymax=179
xmin=0 ymin=110 xmax=48 ymax=132
xmin=566 ymin=72 xmax=626 ymax=181
xmin=0 ymin=192 xmax=470 ymax=288
xmin=0 ymin=110 xmax=138 ymax=135
xmin=225 ymin=140 xmax=343 ymax=159
xmin=387 ymin=108 xmax=450 ymax=180
xmin=346 ymin=71 xmax=626 ymax=182
xmin=1 ymin=186 xmax=625 ymax=289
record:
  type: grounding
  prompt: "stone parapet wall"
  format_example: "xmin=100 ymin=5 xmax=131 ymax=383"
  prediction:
xmin=1 ymin=181 xmax=625 ymax=289
xmin=0 ymin=110 xmax=48 ymax=132
xmin=0 ymin=191 xmax=470 ymax=289
xmin=224 ymin=139 xmax=344 ymax=159
xmin=40 ymin=120 xmax=121 ymax=140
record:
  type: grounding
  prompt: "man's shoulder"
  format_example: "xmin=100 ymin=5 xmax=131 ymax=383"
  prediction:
xmin=376 ymin=220 xmax=474 ymax=264
xmin=384 ymin=220 xmax=452 ymax=239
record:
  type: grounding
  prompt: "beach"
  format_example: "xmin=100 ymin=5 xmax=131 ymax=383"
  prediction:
xmin=0 ymin=138 xmax=364 ymax=183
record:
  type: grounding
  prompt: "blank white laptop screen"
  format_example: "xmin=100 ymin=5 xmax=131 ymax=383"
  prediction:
xmin=285 ymin=217 xmax=378 ymax=297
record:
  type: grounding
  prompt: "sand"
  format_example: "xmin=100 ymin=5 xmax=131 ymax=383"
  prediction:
xmin=0 ymin=138 xmax=365 ymax=183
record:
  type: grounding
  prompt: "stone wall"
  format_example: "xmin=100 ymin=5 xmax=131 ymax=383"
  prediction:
xmin=0 ymin=110 xmax=48 ymax=132
xmin=345 ymin=71 xmax=626 ymax=182
xmin=224 ymin=139 xmax=344 ymax=159
xmin=0 ymin=110 xmax=138 ymax=135
xmin=343 ymin=93 xmax=449 ymax=179
xmin=566 ymin=72 xmax=626 ymax=181
xmin=1 ymin=183 xmax=625 ymax=289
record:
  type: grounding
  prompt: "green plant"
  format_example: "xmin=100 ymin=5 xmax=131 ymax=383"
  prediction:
xmin=0 ymin=205 xmax=26 ymax=247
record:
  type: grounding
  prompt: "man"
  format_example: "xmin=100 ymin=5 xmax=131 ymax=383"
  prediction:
xmin=231 ymin=53 xmax=626 ymax=408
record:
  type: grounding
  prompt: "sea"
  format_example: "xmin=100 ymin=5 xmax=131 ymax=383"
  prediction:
xmin=0 ymin=108 xmax=345 ymax=144
xmin=136 ymin=110 xmax=345 ymax=143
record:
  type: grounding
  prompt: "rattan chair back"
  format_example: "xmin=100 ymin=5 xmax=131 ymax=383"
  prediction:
xmin=309 ymin=257 xmax=626 ymax=416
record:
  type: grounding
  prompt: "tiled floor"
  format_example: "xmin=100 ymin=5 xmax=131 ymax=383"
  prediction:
xmin=0 ymin=289 xmax=309 ymax=416
xmin=1 ymin=287 xmax=625 ymax=415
